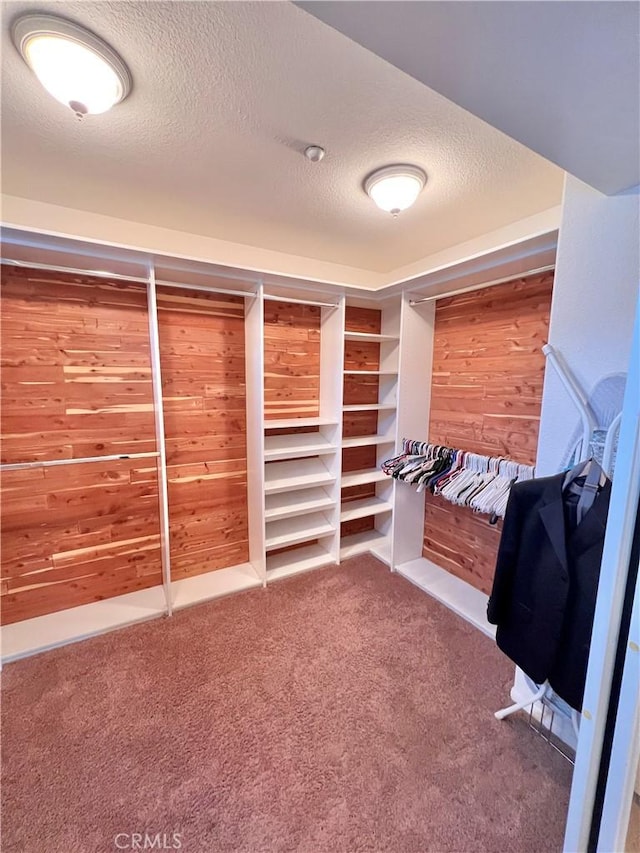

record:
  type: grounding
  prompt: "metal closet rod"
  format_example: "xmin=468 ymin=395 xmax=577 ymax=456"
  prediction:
xmin=1 ymin=258 xmax=259 ymax=298
xmin=408 ymin=264 xmax=555 ymax=305
xmin=0 ymin=451 xmax=160 ymax=472
xmin=155 ymin=279 xmax=258 ymax=298
xmin=1 ymin=257 xmax=149 ymax=283
xmin=263 ymin=293 xmax=339 ymax=308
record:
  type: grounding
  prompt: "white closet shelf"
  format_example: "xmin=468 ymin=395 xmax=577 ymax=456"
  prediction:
xmin=340 ymin=497 xmax=392 ymax=523
xmin=263 ymin=416 xmax=338 ymax=429
xmin=341 ymin=468 xmax=388 ymax=488
xmin=264 ymin=458 xmax=335 ymax=494
xmin=344 ymin=331 xmax=399 ymax=343
xmin=342 ymin=434 xmax=395 ymax=449
xmin=265 ymin=487 xmax=335 ymax=522
xmin=264 ymin=432 xmax=337 ymax=461
xmin=340 ymin=529 xmax=389 ymax=561
xmin=171 ymin=563 xmax=262 ymax=610
xmin=343 ymin=403 xmax=396 ymax=412
xmin=266 ymin=541 xmax=335 ymax=581
xmin=343 ymin=369 xmax=398 ymax=376
xmin=265 ymin=512 xmax=335 ymax=551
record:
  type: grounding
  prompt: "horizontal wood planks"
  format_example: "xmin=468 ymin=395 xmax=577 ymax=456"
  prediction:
xmin=342 ymin=307 xmax=381 ymax=537
xmin=423 ymin=272 xmax=554 ymax=592
xmin=1 ymin=266 xmax=156 ymax=462
xmin=1 ymin=459 xmax=162 ymax=624
xmin=264 ymin=301 xmax=320 ymax=420
xmin=157 ymin=287 xmax=249 ymax=580
xmin=0 ymin=266 xmax=161 ymax=623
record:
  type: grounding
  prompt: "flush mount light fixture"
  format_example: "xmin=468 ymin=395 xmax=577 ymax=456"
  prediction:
xmin=12 ymin=14 xmax=132 ymax=117
xmin=364 ymin=164 xmax=427 ymax=216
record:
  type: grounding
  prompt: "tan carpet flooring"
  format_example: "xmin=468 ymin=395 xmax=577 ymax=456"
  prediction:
xmin=1 ymin=555 xmax=573 ymax=852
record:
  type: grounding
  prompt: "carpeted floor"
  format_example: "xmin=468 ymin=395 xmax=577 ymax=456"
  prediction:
xmin=1 ymin=555 xmax=573 ymax=853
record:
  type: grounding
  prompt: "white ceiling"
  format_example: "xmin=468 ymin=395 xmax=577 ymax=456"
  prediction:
xmin=0 ymin=1 xmax=563 ymax=276
xmin=299 ymin=0 xmax=640 ymax=196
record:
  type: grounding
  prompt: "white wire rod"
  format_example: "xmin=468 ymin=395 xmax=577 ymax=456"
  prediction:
xmin=0 ymin=452 xmax=159 ymax=472
xmin=155 ymin=279 xmax=258 ymax=298
xmin=542 ymin=344 xmax=597 ymax=462
xmin=147 ymin=262 xmax=173 ymax=618
xmin=408 ymin=264 xmax=555 ymax=305
xmin=0 ymin=256 xmax=148 ymax=284
xmin=263 ymin=292 xmax=339 ymax=309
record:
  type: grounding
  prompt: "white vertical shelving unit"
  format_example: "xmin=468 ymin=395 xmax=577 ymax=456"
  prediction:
xmin=245 ymin=282 xmax=267 ymax=585
xmin=339 ymin=297 xmax=400 ymax=565
xmin=263 ymin=294 xmax=345 ymax=582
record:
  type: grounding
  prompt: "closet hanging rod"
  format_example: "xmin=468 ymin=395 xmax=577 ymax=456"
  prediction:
xmin=0 ymin=451 xmax=160 ymax=472
xmin=0 ymin=257 xmax=149 ymax=284
xmin=263 ymin=293 xmax=339 ymax=309
xmin=155 ymin=279 xmax=258 ymax=298
xmin=408 ymin=264 xmax=555 ymax=306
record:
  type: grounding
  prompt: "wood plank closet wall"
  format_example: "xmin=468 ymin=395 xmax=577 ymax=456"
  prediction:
xmin=263 ymin=301 xmax=320 ymax=420
xmin=342 ymin=306 xmax=382 ymax=538
xmin=156 ymin=287 xmax=249 ymax=579
xmin=423 ymin=271 xmax=554 ymax=593
xmin=0 ymin=266 xmax=162 ymax=624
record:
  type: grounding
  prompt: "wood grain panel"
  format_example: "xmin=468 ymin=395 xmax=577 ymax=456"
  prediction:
xmin=0 ymin=266 xmax=155 ymax=463
xmin=423 ymin=272 xmax=553 ymax=591
xmin=157 ymin=287 xmax=249 ymax=581
xmin=0 ymin=266 xmax=161 ymax=624
xmin=0 ymin=458 xmax=162 ymax=624
xmin=264 ymin=301 xmax=320 ymax=420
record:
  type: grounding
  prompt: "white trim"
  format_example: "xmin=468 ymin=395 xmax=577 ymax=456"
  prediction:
xmin=263 ymin=293 xmax=338 ymax=308
xmin=0 ymin=255 xmax=148 ymax=283
xmin=156 ymin=278 xmax=257 ymax=298
xmin=408 ymin=264 xmax=555 ymax=304
xmin=146 ymin=262 xmax=173 ymax=617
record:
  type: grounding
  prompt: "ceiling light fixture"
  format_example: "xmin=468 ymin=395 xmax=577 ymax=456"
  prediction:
xmin=12 ymin=14 xmax=132 ymax=117
xmin=364 ymin=164 xmax=427 ymax=216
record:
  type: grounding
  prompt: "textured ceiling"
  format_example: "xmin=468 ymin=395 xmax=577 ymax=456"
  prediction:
xmin=0 ymin=1 xmax=563 ymax=274
xmin=300 ymin=1 xmax=640 ymax=196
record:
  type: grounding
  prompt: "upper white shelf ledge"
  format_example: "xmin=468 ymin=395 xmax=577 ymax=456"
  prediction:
xmin=264 ymin=432 xmax=337 ymax=461
xmin=264 ymin=416 xmax=338 ymax=429
xmin=343 ymin=331 xmax=399 ymax=343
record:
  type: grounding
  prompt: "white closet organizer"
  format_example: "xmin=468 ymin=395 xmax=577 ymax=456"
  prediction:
xmin=0 ymin=226 xmax=555 ymax=662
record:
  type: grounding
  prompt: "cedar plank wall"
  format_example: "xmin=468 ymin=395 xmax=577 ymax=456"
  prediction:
xmin=0 ymin=266 xmax=162 ymax=624
xmin=264 ymin=301 xmax=320 ymax=420
xmin=342 ymin=306 xmax=382 ymax=538
xmin=423 ymin=272 xmax=554 ymax=593
xmin=156 ymin=287 xmax=249 ymax=579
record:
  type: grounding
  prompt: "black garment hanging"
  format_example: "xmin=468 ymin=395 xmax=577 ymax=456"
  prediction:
xmin=487 ymin=461 xmax=612 ymax=710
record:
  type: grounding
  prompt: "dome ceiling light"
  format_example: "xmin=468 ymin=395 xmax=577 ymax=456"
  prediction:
xmin=364 ymin=164 xmax=427 ymax=216
xmin=12 ymin=14 xmax=132 ymax=117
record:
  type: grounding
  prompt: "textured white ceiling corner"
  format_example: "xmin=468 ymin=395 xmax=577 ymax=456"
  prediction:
xmin=298 ymin=0 xmax=640 ymax=196
xmin=1 ymin=0 xmax=563 ymax=283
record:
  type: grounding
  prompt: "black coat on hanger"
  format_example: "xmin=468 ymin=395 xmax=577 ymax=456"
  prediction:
xmin=487 ymin=471 xmax=612 ymax=710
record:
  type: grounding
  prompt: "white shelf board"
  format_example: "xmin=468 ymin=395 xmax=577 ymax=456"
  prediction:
xmin=342 ymin=434 xmax=395 ymax=449
xmin=264 ymin=457 xmax=335 ymax=494
xmin=395 ymin=557 xmax=495 ymax=639
xmin=265 ymin=487 xmax=335 ymax=521
xmin=1 ymin=585 xmax=166 ymax=663
xmin=340 ymin=528 xmax=389 ymax=560
xmin=266 ymin=542 xmax=336 ymax=581
xmin=343 ymin=370 xmax=398 ymax=376
xmin=341 ymin=468 xmax=388 ymax=488
xmin=340 ymin=497 xmax=393 ymax=522
xmin=264 ymin=432 xmax=337 ymax=461
xmin=265 ymin=512 xmax=335 ymax=551
xmin=343 ymin=403 xmax=396 ymax=412
xmin=171 ymin=562 xmax=262 ymax=610
xmin=264 ymin=416 xmax=338 ymax=429
xmin=344 ymin=331 xmax=399 ymax=343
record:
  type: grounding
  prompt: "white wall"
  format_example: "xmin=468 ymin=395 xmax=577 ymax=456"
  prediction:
xmin=536 ymin=175 xmax=640 ymax=476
